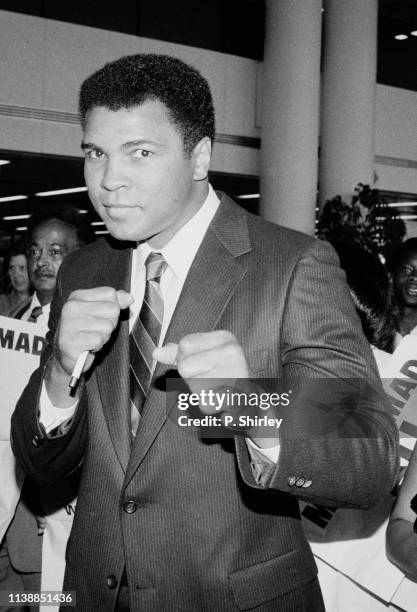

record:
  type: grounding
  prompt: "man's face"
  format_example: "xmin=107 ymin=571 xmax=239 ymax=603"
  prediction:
xmin=393 ymin=252 xmax=417 ymax=308
xmin=28 ymin=219 xmax=79 ymax=305
xmin=8 ymin=254 xmax=29 ymax=293
xmin=82 ymin=100 xmax=210 ymax=248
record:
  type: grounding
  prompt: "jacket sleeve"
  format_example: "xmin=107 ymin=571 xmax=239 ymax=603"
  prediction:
xmin=235 ymin=239 xmax=399 ymax=509
xmin=11 ymin=257 xmax=88 ymax=485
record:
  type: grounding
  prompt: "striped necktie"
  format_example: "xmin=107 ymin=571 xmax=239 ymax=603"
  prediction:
xmin=130 ymin=252 xmax=167 ymax=435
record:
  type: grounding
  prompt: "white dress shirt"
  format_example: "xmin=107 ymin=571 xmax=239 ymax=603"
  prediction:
xmin=39 ymin=185 xmax=279 ymax=466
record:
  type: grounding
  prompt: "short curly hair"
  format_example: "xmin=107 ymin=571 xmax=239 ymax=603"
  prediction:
xmin=79 ymin=54 xmax=215 ymax=156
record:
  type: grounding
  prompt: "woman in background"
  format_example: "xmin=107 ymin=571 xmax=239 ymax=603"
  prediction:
xmin=0 ymin=242 xmax=31 ymax=316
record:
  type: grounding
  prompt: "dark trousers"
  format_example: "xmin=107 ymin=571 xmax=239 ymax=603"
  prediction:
xmin=0 ymin=537 xmax=40 ymax=612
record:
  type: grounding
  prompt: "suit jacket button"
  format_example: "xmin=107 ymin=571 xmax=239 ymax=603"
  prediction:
xmin=106 ymin=575 xmax=118 ymax=589
xmin=295 ymin=477 xmax=305 ymax=487
xmin=287 ymin=476 xmax=297 ymax=487
xmin=123 ymin=500 xmax=137 ymax=514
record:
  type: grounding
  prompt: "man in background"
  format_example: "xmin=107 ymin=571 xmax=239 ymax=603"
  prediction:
xmin=10 ymin=205 xmax=94 ymax=332
xmin=1 ymin=205 xmax=94 ymax=609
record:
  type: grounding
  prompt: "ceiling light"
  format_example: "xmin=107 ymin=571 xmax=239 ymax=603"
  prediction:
xmin=0 ymin=195 xmax=28 ymax=203
xmin=410 ymin=31 xmax=417 ymax=37
xmin=15 ymin=226 xmax=27 ymax=231
xmin=398 ymin=215 xmax=417 ymax=220
xmin=235 ymin=193 xmax=260 ymax=199
xmin=35 ymin=186 xmax=88 ymax=197
xmin=95 ymin=230 xmax=109 ymax=235
xmin=3 ymin=214 xmax=30 ymax=220
xmin=0 ymin=160 xmax=10 ymax=166
xmin=394 ymin=34 xmax=408 ymax=40
xmin=79 ymin=209 xmax=88 ymax=214
xmin=387 ymin=202 xmax=417 ymax=208
xmin=91 ymin=221 xmax=105 ymax=226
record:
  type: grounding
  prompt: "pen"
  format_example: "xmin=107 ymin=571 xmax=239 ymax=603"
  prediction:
xmin=69 ymin=350 xmax=90 ymax=390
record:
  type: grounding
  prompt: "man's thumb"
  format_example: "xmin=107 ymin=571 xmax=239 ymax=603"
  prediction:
xmin=116 ymin=290 xmax=134 ymax=309
xmin=153 ymin=343 xmax=179 ymax=365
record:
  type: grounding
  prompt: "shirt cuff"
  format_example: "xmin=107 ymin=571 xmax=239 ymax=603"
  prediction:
xmin=245 ymin=438 xmax=280 ymax=487
xmin=39 ymin=382 xmax=78 ymax=434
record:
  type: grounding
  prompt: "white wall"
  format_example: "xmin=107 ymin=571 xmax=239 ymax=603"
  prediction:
xmin=0 ymin=10 xmax=261 ymax=176
xmin=0 ymin=9 xmax=416 ymax=192
xmin=374 ymin=84 xmax=417 ymax=194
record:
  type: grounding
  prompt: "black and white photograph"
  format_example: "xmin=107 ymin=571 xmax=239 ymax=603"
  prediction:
xmin=0 ymin=1 xmax=417 ymax=610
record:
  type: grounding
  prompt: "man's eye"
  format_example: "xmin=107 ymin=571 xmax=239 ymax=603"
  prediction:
xmin=29 ymin=249 xmax=40 ymax=257
xmin=50 ymin=249 xmax=63 ymax=257
xmin=132 ymin=149 xmax=153 ymax=159
xmin=85 ymin=149 xmax=104 ymax=160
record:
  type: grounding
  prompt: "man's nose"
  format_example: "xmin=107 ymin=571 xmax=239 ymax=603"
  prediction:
xmin=101 ymin=158 xmax=130 ymax=191
xmin=35 ymin=250 xmax=51 ymax=267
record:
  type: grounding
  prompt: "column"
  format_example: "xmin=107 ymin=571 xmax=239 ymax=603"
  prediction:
xmin=260 ymin=0 xmax=322 ymax=235
xmin=319 ymin=0 xmax=378 ymax=207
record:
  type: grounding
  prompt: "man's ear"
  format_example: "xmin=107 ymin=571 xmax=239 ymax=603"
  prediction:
xmin=192 ymin=137 xmax=211 ymax=181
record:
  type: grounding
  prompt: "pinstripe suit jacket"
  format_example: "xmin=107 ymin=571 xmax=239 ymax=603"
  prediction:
xmin=11 ymin=193 xmax=399 ymax=611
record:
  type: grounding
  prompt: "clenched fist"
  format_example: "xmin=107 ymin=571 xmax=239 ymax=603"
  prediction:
xmin=153 ymin=330 xmax=251 ymax=394
xmin=46 ymin=287 xmax=133 ymax=407
xmin=154 ymin=331 xmax=279 ymax=448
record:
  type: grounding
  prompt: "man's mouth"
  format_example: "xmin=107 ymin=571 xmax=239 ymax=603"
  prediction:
xmin=103 ymin=204 xmax=140 ymax=220
xmin=103 ymin=203 xmax=139 ymax=208
xmin=405 ymin=285 xmax=417 ymax=297
xmin=35 ymin=272 xmax=54 ymax=279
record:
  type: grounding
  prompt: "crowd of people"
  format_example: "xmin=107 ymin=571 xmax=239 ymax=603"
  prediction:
xmin=0 ymin=53 xmax=416 ymax=611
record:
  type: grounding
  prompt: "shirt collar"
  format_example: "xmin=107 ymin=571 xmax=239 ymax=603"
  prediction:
xmin=138 ymin=184 xmax=220 ymax=282
xmin=30 ymin=293 xmax=42 ymax=310
xmin=30 ymin=293 xmax=51 ymax=318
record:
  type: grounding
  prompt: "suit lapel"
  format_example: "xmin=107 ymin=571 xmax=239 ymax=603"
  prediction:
xmin=94 ymin=240 xmax=133 ymax=471
xmin=124 ymin=195 xmax=252 ymax=486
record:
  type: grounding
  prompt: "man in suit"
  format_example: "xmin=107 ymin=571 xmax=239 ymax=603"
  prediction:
xmin=10 ymin=206 xmax=95 ymax=330
xmin=11 ymin=54 xmax=399 ymax=611
xmin=1 ymin=206 xmax=93 ymax=609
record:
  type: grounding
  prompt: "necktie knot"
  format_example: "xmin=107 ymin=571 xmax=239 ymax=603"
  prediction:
xmin=28 ymin=305 xmax=43 ymax=323
xmin=145 ymin=252 xmax=167 ymax=283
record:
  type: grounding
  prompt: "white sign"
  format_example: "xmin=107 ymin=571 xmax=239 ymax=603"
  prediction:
xmin=0 ymin=314 xmax=45 ymax=541
xmin=0 ymin=314 xmax=46 ymax=440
